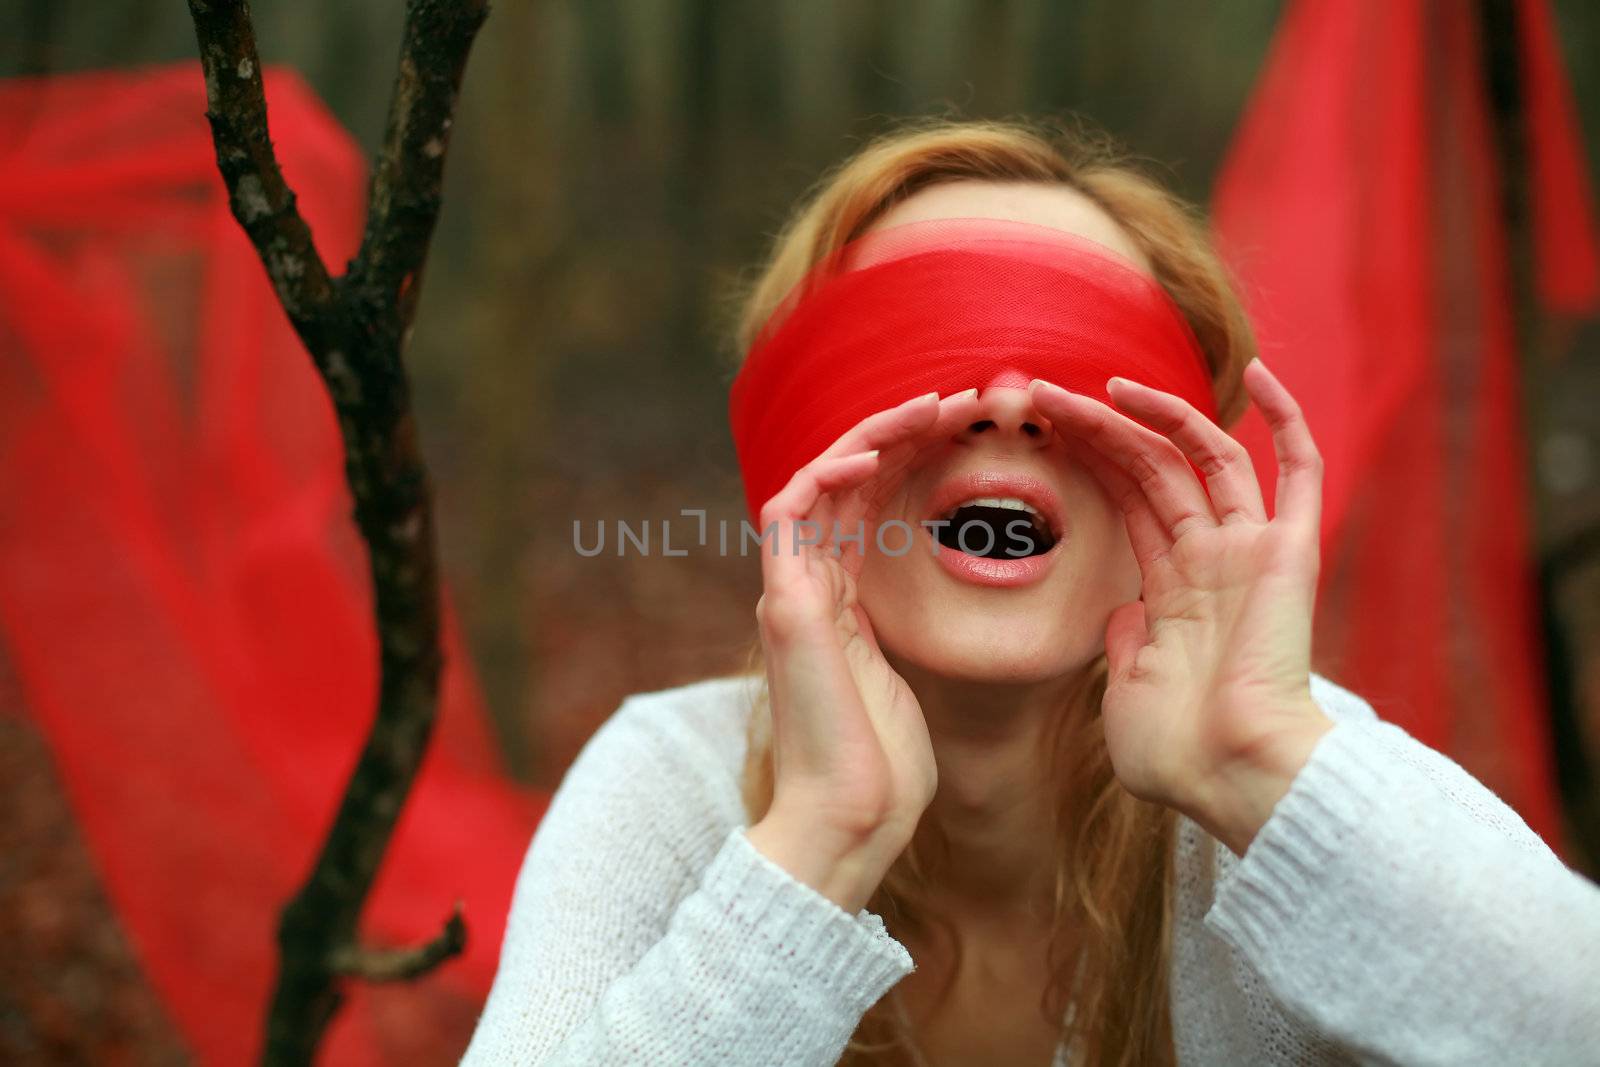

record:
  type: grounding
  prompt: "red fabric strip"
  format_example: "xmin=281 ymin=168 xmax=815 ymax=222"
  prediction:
xmin=730 ymin=217 xmax=1217 ymax=522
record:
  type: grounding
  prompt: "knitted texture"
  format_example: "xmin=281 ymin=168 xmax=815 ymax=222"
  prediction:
xmin=460 ymin=673 xmax=1600 ymax=1065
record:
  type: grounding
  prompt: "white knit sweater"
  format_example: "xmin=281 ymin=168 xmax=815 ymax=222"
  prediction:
xmin=459 ymin=672 xmax=1600 ymax=1066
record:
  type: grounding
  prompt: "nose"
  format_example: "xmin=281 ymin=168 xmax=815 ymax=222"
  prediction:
xmin=954 ymin=385 xmax=1053 ymax=448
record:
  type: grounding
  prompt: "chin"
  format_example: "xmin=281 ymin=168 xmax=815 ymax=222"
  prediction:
xmin=857 ymin=528 xmax=1132 ymax=689
xmin=867 ymin=590 xmax=1108 ymax=686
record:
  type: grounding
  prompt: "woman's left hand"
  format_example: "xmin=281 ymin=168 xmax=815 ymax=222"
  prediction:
xmin=1028 ymin=358 xmax=1334 ymax=856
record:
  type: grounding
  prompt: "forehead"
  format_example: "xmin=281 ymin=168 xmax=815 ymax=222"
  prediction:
xmin=867 ymin=179 xmax=1152 ymax=274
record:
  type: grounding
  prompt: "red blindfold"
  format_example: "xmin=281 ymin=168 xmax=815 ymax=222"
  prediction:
xmin=729 ymin=217 xmax=1218 ymax=522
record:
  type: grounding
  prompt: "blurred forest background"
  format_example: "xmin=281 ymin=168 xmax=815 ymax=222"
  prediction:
xmin=4 ymin=0 xmax=1600 ymax=1062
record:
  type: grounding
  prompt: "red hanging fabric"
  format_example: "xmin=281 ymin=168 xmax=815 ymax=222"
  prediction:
xmin=1213 ymin=0 xmax=1599 ymax=848
xmin=1517 ymin=0 xmax=1600 ymax=313
xmin=0 ymin=64 xmax=546 ymax=1064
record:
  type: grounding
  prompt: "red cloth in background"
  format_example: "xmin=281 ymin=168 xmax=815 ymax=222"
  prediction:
xmin=0 ymin=64 xmax=545 ymax=1064
xmin=1213 ymin=0 xmax=1599 ymax=847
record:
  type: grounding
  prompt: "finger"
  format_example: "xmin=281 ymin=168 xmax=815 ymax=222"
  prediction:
xmin=1070 ymin=439 xmax=1174 ymax=568
xmin=763 ymin=450 xmax=881 ymax=523
xmin=848 ymin=388 xmax=982 ymax=475
xmin=795 ymin=446 xmax=880 ymax=541
xmin=818 ymin=390 xmax=944 ymax=462
xmin=1242 ymin=359 xmax=1323 ymax=533
xmin=926 ymin=388 xmax=983 ymax=439
xmin=758 ymin=450 xmax=881 ymax=584
xmin=848 ymin=389 xmax=983 ymax=519
xmin=1105 ymin=377 xmax=1267 ymax=525
xmin=1029 ymin=379 xmax=1217 ymax=541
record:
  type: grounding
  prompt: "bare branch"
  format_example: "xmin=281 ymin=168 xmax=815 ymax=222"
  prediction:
xmin=328 ymin=903 xmax=467 ymax=983
xmin=352 ymin=0 xmax=489 ymax=331
xmin=185 ymin=0 xmax=335 ymax=334
xmin=184 ymin=1 xmax=492 ymax=1063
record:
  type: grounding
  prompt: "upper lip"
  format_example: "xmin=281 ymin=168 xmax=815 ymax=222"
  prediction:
xmin=924 ymin=471 xmax=1067 ymax=543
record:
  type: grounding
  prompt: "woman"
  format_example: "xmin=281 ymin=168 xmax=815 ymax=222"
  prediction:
xmin=460 ymin=120 xmax=1599 ymax=1066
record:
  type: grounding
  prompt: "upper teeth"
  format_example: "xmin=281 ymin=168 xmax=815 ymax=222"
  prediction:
xmin=950 ymin=497 xmax=1039 ymax=516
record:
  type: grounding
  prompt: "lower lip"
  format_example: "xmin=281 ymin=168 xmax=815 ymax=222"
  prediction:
xmin=929 ymin=532 xmax=1063 ymax=588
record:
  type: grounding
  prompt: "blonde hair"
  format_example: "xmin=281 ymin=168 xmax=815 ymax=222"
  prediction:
xmin=730 ymin=116 xmax=1257 ymax=1066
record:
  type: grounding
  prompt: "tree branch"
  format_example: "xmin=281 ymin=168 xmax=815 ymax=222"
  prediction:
xmin=328 ymin=903 xmax=467 ymax=983
xmin=187 ymin=0 xmax=335 ymax=338
xmin=184 ymin=1 xmax=491 ymax=1063
xmin=351 ymin=0 xmax=489 ymax=327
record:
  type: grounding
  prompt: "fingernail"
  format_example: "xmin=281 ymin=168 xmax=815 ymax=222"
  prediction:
xmin=864 ymin=449 xmax=880 ymax=459
xmin=956 ymin=387 xmax=978 ymax=399
xmin=918 ymin=390 xmax=939 ymax=403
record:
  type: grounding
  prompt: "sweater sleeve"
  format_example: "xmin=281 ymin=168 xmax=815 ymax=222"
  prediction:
xmin=1205 ymin=684 xmax=1600 ymax=1065
xmin=458 ymin=694 xmax=914 ymax=1067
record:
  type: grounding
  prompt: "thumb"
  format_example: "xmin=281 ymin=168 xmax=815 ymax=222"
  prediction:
xmin=1104 ymin=600 xmax=1149 ymax=683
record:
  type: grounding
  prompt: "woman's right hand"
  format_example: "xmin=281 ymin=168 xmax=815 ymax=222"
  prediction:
xmin=744 ymin=389 xmax=981 ymax=913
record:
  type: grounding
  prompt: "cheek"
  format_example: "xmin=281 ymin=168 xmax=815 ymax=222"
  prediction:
xmin=1073 ymin=495 xmax=1143 ymax=605
xmin=853 ymin=524 xmax=929 ymax=624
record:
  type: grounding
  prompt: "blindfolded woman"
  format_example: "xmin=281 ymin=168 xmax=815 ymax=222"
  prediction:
xmin=462 ymin=118 xmax=1600 ymax=1067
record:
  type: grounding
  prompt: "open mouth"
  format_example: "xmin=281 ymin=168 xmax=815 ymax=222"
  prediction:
xmin=923 ymin=473 xmax=1067 ymax=588
xmin=935 ymin=497 xmax=1058 ymax=559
